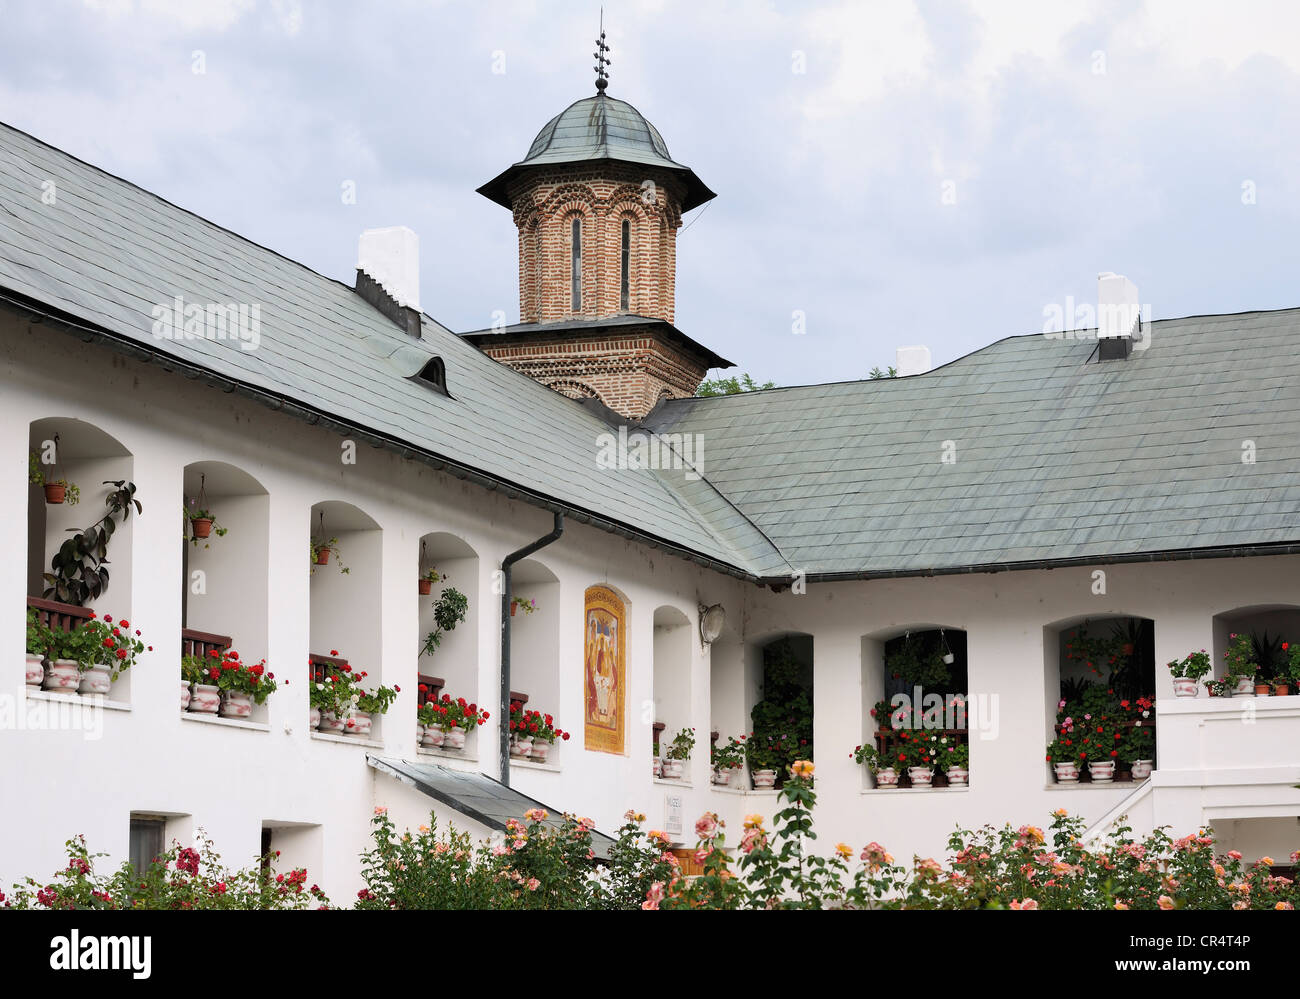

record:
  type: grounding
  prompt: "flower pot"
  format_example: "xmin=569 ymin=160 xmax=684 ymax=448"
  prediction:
xmin=418 ymin=579 xmax=432 ymax=596
xmin=1234 ymin=676 xmax=1256 ymax=696
xmin=1053 ymin=761 xmax=1080 ymax=784
xmin=318 ymin=710 xmax=347 ymax=733
xmin=444 ymin=726 xmax=467 ymax=751
xmin=510 ymin=603 xmax=517 ymax=617
xmin=1254 ymin=682 xmax=1272 ymax=697
xmin=510 ymin=735 xmax=534 ymax=759
xmin=1088 ymin=760 xmax=1116 ymax=783
xmin=42 ymin=659 xmax=81 ymax=692
xmin=661 ymin=759 xmax=684 ymax=780
xmin=219 ymin=690 xmax=253 ymax=719
xmin=1115 ymin=768 xmax=1132 ymax=783
xmin=314 ymin=548 xmax=331 ymax=565
xmin=751 ymin=768 xmax=777 ymax=789
xmin=190 ymin=683 xmax=221 ymax=714
xmin=1131 ymin=759 xmax=1153 ymax=780
xmin=310 ymin=706 xmax=321 ymax=730
xmin=43 ymin=482 xmax=67 ymax=504
xmin=1275 ymin=683 xmax=1291 ymax=697
xmin=711 ymin=768 xmax=731 ymax=786
xmin=423 ymin=725 xmax=446 ymax=748
xmin=874 ymin=767 xmax=899 ymax=788
xmin=1172 ymin=677 xmax=1199 ymax=697
xmin=1206 ymin=683 xmax=1218 ymax=697
xmin=945 ymin=766 xmax=969 ymax=786
xmin=652 ymin=757 xmax=662 ymax=779
xmin=180 ymin=682 xmax=191 ymax=710
xmin=908 ymin=767 xmax=934 ymax=788
xmin=26 ymin=654 xmax=44 ymax=688
xmin=191 ymin=518 xmax=213 ymax=539
xmin=77 ymin=665 xmax=112 ymax=695
xmin=530 ymin=739 xmax=550 ymax=763
xmin=345 ymin=711 xmax=372 ymax=736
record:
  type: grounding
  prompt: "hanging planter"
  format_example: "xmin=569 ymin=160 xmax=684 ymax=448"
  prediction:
xmin=30 ymin=442 xmax=80 ymax=507
xmin=310 ymin=513 xmax=349 ymax=574
xmin=510 ymin=597 xmax=536 ymax=618
xmin=184 ymin=477 xmax=228 ymax=547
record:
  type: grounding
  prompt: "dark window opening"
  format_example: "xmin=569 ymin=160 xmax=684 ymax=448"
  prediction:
xmin=571 ymin=218 xmax=582 ymax=311
xmin=620 ymin=219 xmax=631 ymax=311
xmin=413 ymin=356 xmax=447 ymax=396
xmin=129 ymin=816 xmax=165 ymax=875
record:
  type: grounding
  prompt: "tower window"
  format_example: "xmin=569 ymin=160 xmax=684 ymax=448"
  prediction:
xmin=620 ymin=219 xmax=631 ymax=312
xmin=571 ymin=217 xmax=582 ymax=311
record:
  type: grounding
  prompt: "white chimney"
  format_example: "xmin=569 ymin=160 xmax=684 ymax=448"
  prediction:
xmin=896 ymin=345 xmax=932 ymax=377
xmin=1097 ymin=272 xmax=1139 ymax=339
xmin=358 ymin=226 xmax=420 ymax=311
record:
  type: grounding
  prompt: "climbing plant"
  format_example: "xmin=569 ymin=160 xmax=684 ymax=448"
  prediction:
xmin=42 ymin=480 xmax=142 ymax=606
xmin=421 ymin=587 xmax=469 ymax=657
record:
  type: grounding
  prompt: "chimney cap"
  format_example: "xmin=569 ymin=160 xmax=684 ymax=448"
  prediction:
xmin=357 ymin=226 xmax=420 ymax=312
xmin=896 ymin=345 xmax=932 ymax=377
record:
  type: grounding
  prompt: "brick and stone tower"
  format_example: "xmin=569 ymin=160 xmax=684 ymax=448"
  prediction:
xmin=468 ymin=41 xmax=732 ymax=421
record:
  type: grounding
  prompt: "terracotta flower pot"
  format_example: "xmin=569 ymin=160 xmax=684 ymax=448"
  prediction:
xmin=423 ymin=725 xmax=446 ymax=748
xmin=1131 ymin=759 xmax=1154 ymax=780
xmin=43 ymin=482 xmax=66 ymax=504
xmin=874 ymin=767 xmax=899 ymax=788
xmin=345 ymin=710 xmax=372 ymax=736
xmin=219 ymin=690 xmax=253 ymax=719
xmin=180 ymin=681 xmax=191 ymax=710
xmin=418 ymin=579 xmax=432 ymax=595
xmin=189 ymin=683 xmax=221 ymax=714
xmin=26 ymin=654 xmax=45 ymax=688
xmin=1275 ymin=683 xmax=1291 ymax=697
xmin=1172 ymin=677 xmax=1199 ymax=697
xmin=191 ymin=518 xmax=213 ymax=539
xmin=42 ymin=659 xmax=81 ymax=692
xmin=945 ymin=766 xmax=969 ymax=786
xmin=751 ymin=768 xmax=777 ymax=789
xmin=314 ymin=547 xmax=331 ymax=565
xmin=1053 ymin=761 xmax=1080 ymax=784
xmin=510 ymin=603 xmax=517 ymax=617
xmin=1088 ymin=760 xmax=1116 ymax=783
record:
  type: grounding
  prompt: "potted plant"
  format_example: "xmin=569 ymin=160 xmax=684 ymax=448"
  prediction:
xmin=184 ymin=650 xmax=225 ymax=714
xmin=852 ymin=743 xmax=898 ymax=789
xmin=1167 ymin=649 xmax=1211 ymax=697
xmin=310 ymin=536 xmax=349 ymax=573
xmin=661 ymin=727 xmax=694 ymax=780
xmin=652 ymin=738 xmax=662 ymax=778
xmin=510 ymin=597 xmax=536 ymax=618
xmin=418 ymin=566 xmax=444 ymax=596
xmin=1125 ymin=721 xmax=1155 ymax=780
xmin=1046 ymin=736 xmax=1081 ymax=783
xmin=62 ymin=612 xmax=145 ymax=696
xmin=30 ymin=450 xmax=80 ymax=506
xmin=939 ymin=738 xmax=969 ymax=786
xmin=348 ymin=678 xmax=399 ymax=737
xmin=184 ymin=506 xmax=227 ymax=546
xmin=744 ymin=732 xmax=780 ymax=788
xmin=421 ymin=693 xmax=488 ymax=751
xmin=308 ymin=671 xmax=344 ymax=730
xmin=527 ymin=711 xmax=568 ymax=763
xmin=508 ymin=701 xmax=568 ymax=760
xmin=884 ymin=633 xmax=950 ymax=689
xmin=204 ymin=650 xmax=275 ymax=719
xmin=710 ymin=735 xmax=744 ymax=785
xmin=1282 ymin=642 xmax=1300 ymax=697
xmin=898 ymin=730 xmax=937 ymax=787
xmin=25 ymin=609 xmax=49 ymax=688
xmin=1224 ymin=632 xmax=1259 ymax=695
xmin=421 ymin=587 xmax=468 ymax=657
xmin=180 ymin=653 xmax=209 ymax=710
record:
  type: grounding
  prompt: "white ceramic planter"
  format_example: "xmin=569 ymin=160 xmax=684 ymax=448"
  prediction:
xmin=345 ymin=711 xmax=372 ymax=736
xmin=1088 ymin=760 xmax=1115 ymax=783
xmin=1172 ymin=677 xmax=1199 ymax=697
xmin=751 ymin=768 xmax=777 ymax=789
xmin=875 ymin=766 xmax=899 ymax=788
xmin=1053 ymin=761 xmax=1080 ymax=784
xmin=945 ymin=766 xmax=969 ymax=786
xmin=444 ymin=726 xmax=466 ymax=751
xmin=652 ymin=757 xmax=662 ymax=779
xmin=423 ymin=725 xmax=446 ymax=748
xmin=77 ymin=665 xmax=112 ymax=696
xmin=1234 ymin=676 xmax=1256 ymax=696
xmin=318 ymin=710 xmax=347 ymax=733
xmin=908 ymin=767 xmax=934 ymax=787
xmin=25 ymin=654 xmax=44 ymax=688
xmin=310 ymin=706 xmax=321 ymax=730
xmin=43 ymin=659 xmax=81 ymax=692
xmin=181 ymin=682 xmax=191 ymax=711
xmin=661 ymin=758 xmax=684 ymax=780
xmin=220 ymin=690 xmax=253 ymax=719
xmin=510 ymin=736 xmax=534 ymax=759
xmin=711 ymin=768 xmax=731 ymax=786
xmin=190 ymin=683 xmax=221 ymax=714
xmin=1130 ymin=759 xmax=1153 ymax=780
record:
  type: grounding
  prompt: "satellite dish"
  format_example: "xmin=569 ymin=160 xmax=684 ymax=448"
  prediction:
xmin=699 ymin=604 xmax=726 ymax=644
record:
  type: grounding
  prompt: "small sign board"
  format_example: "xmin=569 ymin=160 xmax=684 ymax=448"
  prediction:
xmin=664 ymin=792 xmax=684 ymax=838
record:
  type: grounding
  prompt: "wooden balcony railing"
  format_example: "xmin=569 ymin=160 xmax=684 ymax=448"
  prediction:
xmin=26 ymin=596 xmax=93 ymax=634
xmin=181 ymin=628 xmax=231 ymax=660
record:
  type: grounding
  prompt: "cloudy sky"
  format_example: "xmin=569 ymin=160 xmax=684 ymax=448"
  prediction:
xmin=1 ymin=0 xmax=1298 ymax=386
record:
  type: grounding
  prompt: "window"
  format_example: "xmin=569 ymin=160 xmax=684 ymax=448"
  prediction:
xmin=570 ymin=218 xmax=582 ymax=311
xmin=414 ymin=356 xmax=447 ymax=395
xmin=620 ymin=219 xmax=631 ymax=311
xmin=129 ymin=816 xmax=165 ymax=874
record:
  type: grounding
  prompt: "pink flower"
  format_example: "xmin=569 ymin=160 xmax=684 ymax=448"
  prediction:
xmin=694 ymin=813 xmax=719 ymax=840
xmin=642 ymin=882 xmax=665 ymax=910
xmin=1009 ymin=898 xmax=1038 ymax=910
xmin=525 ymin=878 xmax=541 ymax=892
xmin=1157 ymin=895 xmax=1175 ymax=910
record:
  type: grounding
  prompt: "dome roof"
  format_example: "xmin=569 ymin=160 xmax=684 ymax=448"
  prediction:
xmin=478 ymin=92 xmax=715 ymax=213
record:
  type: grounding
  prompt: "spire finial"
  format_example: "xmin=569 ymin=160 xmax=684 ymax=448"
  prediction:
xmin=593 ymin=8 xmax=611 ymax=93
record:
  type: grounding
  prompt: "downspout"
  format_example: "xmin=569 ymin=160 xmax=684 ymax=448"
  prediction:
xmin=500 ymin=512 xmax=564 ymax=786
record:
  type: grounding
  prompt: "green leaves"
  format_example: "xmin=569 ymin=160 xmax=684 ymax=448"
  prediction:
xmin=422 ymin=586 xmax=469 ymax=656
xmin=42 ymin=479 xmax=141 ymax=606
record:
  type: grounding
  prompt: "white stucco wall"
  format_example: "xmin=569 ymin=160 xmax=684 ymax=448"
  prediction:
xmin=2 ymin=312 xmax=1298 ymax=903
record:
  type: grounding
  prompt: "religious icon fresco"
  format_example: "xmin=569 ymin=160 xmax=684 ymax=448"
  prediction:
xmin=584 ymin=585 xmax=625 ymax=754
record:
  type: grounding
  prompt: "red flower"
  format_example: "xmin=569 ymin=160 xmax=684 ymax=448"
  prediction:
xmin=394 ymin=685 xmax=401 ymax=693
xmin=330 ymin=650 xmax=339 ymax=656
xmin=562 ymin=732 xmax=570 ymax=741
xmin=115 ymin=648 xmax=127 ymax=659
xmin=103 ymin=615 xmax=113 ymax=623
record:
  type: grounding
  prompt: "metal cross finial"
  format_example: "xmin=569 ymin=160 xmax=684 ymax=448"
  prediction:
xmin=593 ymin=9 xmax=611 ymax=92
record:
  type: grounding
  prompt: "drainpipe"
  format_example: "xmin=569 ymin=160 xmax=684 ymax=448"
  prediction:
xmin=500 ymin=512 xmax=564 ymax=786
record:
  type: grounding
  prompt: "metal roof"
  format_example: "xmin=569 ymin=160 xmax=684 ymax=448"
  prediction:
xmin=477 ymin=93 xmax=717 ymax=212
xmin=368 ymin=756 xmax=617 ymax=860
